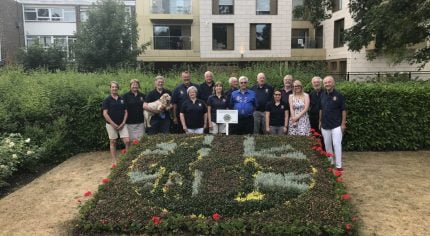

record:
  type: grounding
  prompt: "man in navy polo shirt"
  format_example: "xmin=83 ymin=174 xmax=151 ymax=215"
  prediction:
xmin=172 ymin=71 xmax=199 ymax=133
xmin=224 ymin=76 xmax=238 ymax=107
xmin=198 ymin=71 xmax=215 ymax=103
xmin=123 ymin=79 xmax=145 ymax=142
xmin=102 ymin=81 xmax=129 ymax=164
xmin=230 ymin=76 xmax=256 ymax=134
xmin=319 ymin=76 xmax=347 ymax=171
xmin=251 ymin=72 xmax=274 ymax=134
xmin=144 ymin=76 xmax=172 ymax=134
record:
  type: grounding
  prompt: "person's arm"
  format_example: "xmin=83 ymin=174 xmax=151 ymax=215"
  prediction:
xmin=289 ymin=95 xmax=296 ymax=123
xmin=341 ymin=110 xmax=347 ymax=132
xmin=103 ymin=109 xmax=118 ymax=129
xmin=207 ymin=106 xmax=213 ymax=128
xmin=180 ymin=112 xmax=187 ymax=132
xmin=284 ymin=110 xmax=289 ymax=133
xmin=173 ymin=104 xmax=178 ymax=124
xmin=319 ymin=109 xmax=322 ymax=130
xmin=117 ymin=110 xmax=128 ymax=130
xmin=296 ymin=93 xmax=310 ymax=119
xmin=265 ymin=111 xmax=270 ymax=133
xmin=203 ymin=112 xmax=208 ymax=129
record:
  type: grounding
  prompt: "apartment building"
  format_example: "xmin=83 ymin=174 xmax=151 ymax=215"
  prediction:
xmin=1 ymin=0 xmax=135 ymax=60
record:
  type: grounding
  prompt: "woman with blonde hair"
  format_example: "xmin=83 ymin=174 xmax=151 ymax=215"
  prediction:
xmin=288 ymin=80 xmax=310 ymax=136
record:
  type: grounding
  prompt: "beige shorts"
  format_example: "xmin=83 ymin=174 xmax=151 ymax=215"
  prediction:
xmin=209 ymin=122 xmax=226 ymax=134
xmin=127 ymin=123 xmax=145 ymax=141
xmin=106 ymin=123 xmax=129 ymax=140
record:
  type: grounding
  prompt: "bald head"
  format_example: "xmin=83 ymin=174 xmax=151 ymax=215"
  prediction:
xmin=257 ymin=72 xmax=266 ymax=86
xmin=323 ymin=76 xmax=335 ymax=92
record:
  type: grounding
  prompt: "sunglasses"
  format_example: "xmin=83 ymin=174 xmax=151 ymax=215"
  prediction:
xmin=240 ymin=82 xmax=247 ymax=84
xmin=274 ymin=94 xmax=281 ymax=96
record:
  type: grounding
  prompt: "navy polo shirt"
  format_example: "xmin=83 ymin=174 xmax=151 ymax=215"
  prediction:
xmin=145 ymin=88 xmax=172 ymax=120
xmin=230 ymin=89 xmax=257 ymax=118
xmin=251 ymin=84 xmax=274 ymax=112
xmin=102 ymin=95 xmax=127 ymax=125
xmin=207 ymin=94 xmax=228 ymax=122
xmin=309 ymin=89 xmax=323 ymax=114
xmin=180 ymin=99 xmax=208 ymax=129
xmin=198 ymin=82 xmax=214 ymax=103
xmin=320 ymin=89 xmax=346 ymax=129
xmin=172 ymin=83 xmax=198 ymax=114
xmin=265 ymin=101 xmax=288 ymax=126
xmin=281 ymin=89 xmax=293 ymax=110
xmin=123 ymin=91 xmax=145 ymax=124
xmin=224 ymin=88 xmax=238 ymax=107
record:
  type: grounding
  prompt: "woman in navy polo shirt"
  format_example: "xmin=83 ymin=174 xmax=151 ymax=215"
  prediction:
xmin=102 ymin=81 xmax=129 ymax=164
xmin=207 ymin=82 xmax=228 ymax=134
xmin=180 ymin=86 xmax=208 ymax=134
xmin=265 ymin=89 xmax=289 ymax=135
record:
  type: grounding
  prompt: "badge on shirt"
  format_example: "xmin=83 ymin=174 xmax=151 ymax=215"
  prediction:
xmin=140 ymin=97 xmax=144 ymax=101
xmin=198 ymin=103 xmax=202 ymax=107
xmin=265 ymin=88 xmax=269 ymax=93
xmin=120 ymin=99 xmax=124 ymax=104
xmin=223 ymin=99 xmax=226 ymax=103
xmin=180 ymin=90 xmax=184 ymax=95
xmin=236 ymin=96 xmax=240 ymax=101
xmin=281 ymin=105 xmax=284 ymax=109
xmin=333 ymin=96 xmax=337 ymax=101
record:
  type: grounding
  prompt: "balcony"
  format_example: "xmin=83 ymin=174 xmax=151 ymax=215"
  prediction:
xmin=150 ymin=0 xmax=191 ymax=14
xmin=291 ymin=36 xmax=323 ymax=49
xmin=152 ymin=36 xmax=192 ymax=50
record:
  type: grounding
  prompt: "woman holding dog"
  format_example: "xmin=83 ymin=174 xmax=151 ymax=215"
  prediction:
xmin=144 ymin=76 xmax=172 ymax=134
xmin=207 ymin=82 xmax=228 ymax=134
xmin=123 ymin=79 xmax=145 ymax=142
xmin=180 ymin=86 xmax=208 ymax=134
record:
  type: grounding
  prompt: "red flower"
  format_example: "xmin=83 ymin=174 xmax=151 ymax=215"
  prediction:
xmin=84 ymin=191 xmax=92 ymax=197
xmin=327 ymin=167 xmax=333 ymax=173
xmin=341 ymin=194 xmax=351 ymax=200
xmin=315 ymin=146 xmax=323 ymax=152
xmin=102 ymin=178 xmax=110 ymax=184
xmin=311 ymin=146 xmax=318 ymax=150
xmin=212 ymin=213 xmax=221 ymax=221
xmin=320 ymin=150 xmax=327 ymax=156
xmin=310 ymin=128 xmax=316 ymax=133
xmin=100 ymin=219 xmax=109 ymax=224
xmin=121 ymin=149 xmax=127 ymax=154
xmin=334 ymin=170 xmax=343 ymax=177
xmin=313 ymin=132 xmax=321 ymax=137
xmin=152 ymin=216 xmax=161 ymax=225
xmin=336 ymin=177 xmax=344 ymax=182
xmin=345 ymin=223 xmax=352 ymax=231
xmin=111 ymin=164 xmax=117 ymax=169
xmin=326 ymin=152 xmax=334 ymax=157
xmin=132 ymin=139 xmax=139 ymax=145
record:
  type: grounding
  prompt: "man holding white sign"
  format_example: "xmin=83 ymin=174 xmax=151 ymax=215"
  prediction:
xmin=229 ymin=76 xmax=256 ymax=135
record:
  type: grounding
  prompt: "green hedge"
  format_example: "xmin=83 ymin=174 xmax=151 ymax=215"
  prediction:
xmin=74 ymin=135 xmax=358 ymax=235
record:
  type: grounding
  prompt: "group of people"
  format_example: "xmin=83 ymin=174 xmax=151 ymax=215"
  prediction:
xmin=102 ymin=71 xmax=346 ymax=172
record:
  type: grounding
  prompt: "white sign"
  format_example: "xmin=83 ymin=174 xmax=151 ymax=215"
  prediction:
xmin=216 ymin=110 xmax=238 ymax=124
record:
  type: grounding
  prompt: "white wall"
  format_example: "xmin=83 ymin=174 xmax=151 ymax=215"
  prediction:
xmin=24 ymin=22 xmax=76 ymax=36
xmin=200 ymin=0 xmax=291 ymax=59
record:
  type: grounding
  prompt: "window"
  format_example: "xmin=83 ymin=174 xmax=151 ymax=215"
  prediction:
xmin=333 ymin=18 xmax=344 ymax=48
xmin=291 ymin=29 xmax=309 ymax=48
xmin=26 ymin=35 xmax=76 ymax=58
xmin=24 ymin=7 xmax=76 ymax=22
xmin=212 ymin=0 xmax=234 ymax=14
xmin=256 ymin=0 xmax=277 ymax=15
xmin=151 ymin=0 xmax=192 ymax=14
xmin=153 ymin=25 xmax=191 ymax=50
xmin=332 ymin=0 xmax=342 ymax=12
xmin=250 ymin=24 xmax=271 ymax=50
xmin=213 ymin=24 xmax=234 ymax=50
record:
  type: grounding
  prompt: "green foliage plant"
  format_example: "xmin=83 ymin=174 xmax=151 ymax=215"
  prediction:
xmin=16 ymin=43 xmax=67 ymax=71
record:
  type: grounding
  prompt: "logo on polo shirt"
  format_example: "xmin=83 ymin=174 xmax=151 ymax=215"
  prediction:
xmin=333 ymin=96 xmax=337 ymax=101
xmin=120 ymin=99 xmax=124 ymax=104
xmin=140 ymin=97 xmax=144 ymax=101
xmin=223 ymin=99 xmax=226 ymax=103
xmin=198 ymin=103 xmax=202 ymax=107
xmin=180 ymin=90 xmax=184 ymax=95
xmin=281 ymin=105 xmax=284 ymax=109
xmin=265 ymin=88 xmax=269 ymax=93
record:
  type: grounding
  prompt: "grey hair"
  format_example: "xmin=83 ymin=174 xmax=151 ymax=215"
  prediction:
xmin=155 ymin=75 xmax=165 ymax=81
xmin=238 ymin=76 xmax=248 ymax=83
xmin=228 ymin=77 xmax=238 ymax=84
xmin=311 ymin=76 xmax=322 ymax=83
xmin=187 ymin=86 xmax=198 ymax=95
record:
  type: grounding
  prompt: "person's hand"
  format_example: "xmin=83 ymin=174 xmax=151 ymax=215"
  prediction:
xmin=266 ymin=127 xmax=270 ymax=133
xmin=291 ymin=116 xmax=298 ymax=123
xmin=183 ymin=127 xmax=188 ymax=133
xmin=341 ymin=123 xmax=347 ymax=133
xmin=203 ymin=123 xmax=207 ymax=129
xmin=110 ymin=123 xmax=118 ymax=130
xmin=208 ymin=122 xmax=213 ymax=128
xmin=318 ymin=122 xmax=322 ymax=130
xmin=283 ymin=126 xmax=288 ymax=133
xmin=117 ymin=123 xmax=125 ymax=130
xmin=173 ymin=117 xmax=178 ymax=124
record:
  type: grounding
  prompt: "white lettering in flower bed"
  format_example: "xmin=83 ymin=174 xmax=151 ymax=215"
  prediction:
xmin=216 ymin=109 xmax=238 ymax=135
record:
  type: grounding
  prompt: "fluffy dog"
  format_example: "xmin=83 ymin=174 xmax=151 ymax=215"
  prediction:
xmin=144 ymin=93 xmax=172 ymax=128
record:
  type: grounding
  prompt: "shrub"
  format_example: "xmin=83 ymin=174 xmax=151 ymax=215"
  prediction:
xmin=74 ymin=135 xmax=358 ymax=235
xmin=15 ymin=44 xmax=67 ymax=71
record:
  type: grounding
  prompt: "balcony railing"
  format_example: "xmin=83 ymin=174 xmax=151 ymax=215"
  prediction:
xmin=291 ymin=36 xmax=323 ymax=49
xmin=151 ymin=1 xmax=191 ymax=14
xmin=152 ymin=36 xmax=191 ymax=50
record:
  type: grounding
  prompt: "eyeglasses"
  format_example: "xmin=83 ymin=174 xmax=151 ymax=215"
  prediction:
xmin=240 ymin=82 xmax=247 ymax=84
xmin=294 ymin=85 xmax=302 ymax=88
xmin=274 ymin=94 xmax=281 ymax=96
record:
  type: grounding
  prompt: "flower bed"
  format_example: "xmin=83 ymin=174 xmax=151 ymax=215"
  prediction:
xmin=75 ymin=134 xmax=357 ymax=235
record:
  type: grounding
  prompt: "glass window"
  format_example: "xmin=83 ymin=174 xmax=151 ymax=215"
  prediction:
xmin=250 ymin=24 xmax=271 ymax=50
xmin=213 ymin=24 xmax=234 ymax=50
xmin=51 ymin=8 xmax=63 ymax=21
xmin=153 ymin=25 xmax=191 ymax=50
xmin=151 ymin=0 xmax=191 ymax=14
xmin=334 ymin=18 xmax=344 ymax=48
xmin=256 ymin=0 xmax=277 ymax=15
xmin=63 ymin=8 xmax=76 ymax=22
xmin=24 ymin=8 xmax=37 ymax=21
xmin=291 ymin=29 xmax=309 ymax=48
xmin=37 ymin=9 xmax=50 ymax=20
xmin=213 ymin=0 xmax=234 ymax=14
xmin=332 ymin=0 xmax=342 ymax=12
xmin=26 ymin=36 xmax=36 ymax=46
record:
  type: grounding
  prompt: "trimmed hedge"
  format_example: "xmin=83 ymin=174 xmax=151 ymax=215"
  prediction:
xmin=75 ymin=134 xmax=358 ymax=235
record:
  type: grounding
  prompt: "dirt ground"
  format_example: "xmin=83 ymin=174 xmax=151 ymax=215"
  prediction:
xmin=0 ymin=151 xmax=429 ymax=236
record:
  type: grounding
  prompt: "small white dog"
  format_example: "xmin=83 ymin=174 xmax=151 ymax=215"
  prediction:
xmin=144 ymin=93 xmax=172 ymax=128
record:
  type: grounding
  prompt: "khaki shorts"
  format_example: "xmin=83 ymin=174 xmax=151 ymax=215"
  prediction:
xmin=106 ymin=123 xmax=129 ymax=140
xmin=127 ymin=123 xmax=145 ymax=141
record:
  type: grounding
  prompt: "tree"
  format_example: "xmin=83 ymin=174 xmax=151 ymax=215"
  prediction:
xmin=345 ymin=0 xmax=430 ymax=68
xmin=73 ymin=0 xmax=148 ymax=71
xmin=16 ymin=43 xmax=67 ymax=71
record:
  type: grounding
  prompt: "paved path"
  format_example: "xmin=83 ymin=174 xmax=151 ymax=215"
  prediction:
xmin=0 ymin=152 xmax=111 ymax=236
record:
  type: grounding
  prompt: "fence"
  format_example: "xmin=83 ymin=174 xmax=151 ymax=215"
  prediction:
xmin=331 ymin=71 xmax=430 ymax=81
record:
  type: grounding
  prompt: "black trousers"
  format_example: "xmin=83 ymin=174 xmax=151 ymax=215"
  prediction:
xmin=231 ymin=116 xmax=254 ymax=135
xmin=147 ymin=118 xmax=170 ymax=135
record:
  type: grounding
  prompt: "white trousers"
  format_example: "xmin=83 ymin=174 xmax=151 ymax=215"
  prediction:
xmin=321 ymin=126 xmax=343 ymax=168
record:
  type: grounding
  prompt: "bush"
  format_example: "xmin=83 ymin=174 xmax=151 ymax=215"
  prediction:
xmin=16 ymin=44 xmax=67 ymax=71
xmin=74 ymin=134 xmax=358 ymax=235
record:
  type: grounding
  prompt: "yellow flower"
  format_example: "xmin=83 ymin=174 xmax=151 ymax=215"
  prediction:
xmin=235 ymin=191 xmax=265 ymax=202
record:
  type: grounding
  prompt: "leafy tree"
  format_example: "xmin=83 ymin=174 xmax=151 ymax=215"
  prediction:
xmin=16 ymin=43 xmax=67 ymax=71
xmin=73 ymin=0 xmax=148 ymax=71
xmin=345 ymin=0 xmax=430 ymax=68
xmin=292 ymin=0 xmax=333 ymax=27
